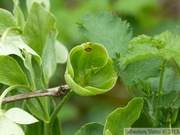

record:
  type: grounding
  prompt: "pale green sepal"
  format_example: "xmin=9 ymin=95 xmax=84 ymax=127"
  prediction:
xmin=0 ymin=116 xmax=24 ymax=135
xmin=5 ymin=108 xmax=38 ymax=125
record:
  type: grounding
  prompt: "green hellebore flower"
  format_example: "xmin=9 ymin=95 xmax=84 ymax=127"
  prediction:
xmin=65 ymin=42 xmax=117 ymax=96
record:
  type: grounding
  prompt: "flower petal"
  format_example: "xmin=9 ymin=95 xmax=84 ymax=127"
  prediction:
xmin=0 ymin=116 xmax=24 ymax=135
xmin=5 ymin=108 xmax=38 ymax=124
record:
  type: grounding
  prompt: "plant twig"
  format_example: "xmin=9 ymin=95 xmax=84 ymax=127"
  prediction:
xmin=2 ymin=85 xmax=70 ymax=104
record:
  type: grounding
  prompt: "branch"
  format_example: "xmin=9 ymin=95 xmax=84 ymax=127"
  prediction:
xmin=2 ymin=85 xmax=70 ymax=104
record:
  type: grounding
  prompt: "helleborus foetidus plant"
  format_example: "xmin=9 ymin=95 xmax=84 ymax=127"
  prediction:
xmin=65 ymin=42 xmax=117 ymax=96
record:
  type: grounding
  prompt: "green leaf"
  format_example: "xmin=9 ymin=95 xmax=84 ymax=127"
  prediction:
xmin=74 ymin=122 xmax=104 ymax=135
xmin=42 ymin=30 xmax=57 ymax=84
xmin=26 ymin=98 xmax=49 ymax=122
xmin=65 ymin=42 xmax=117 ymax=96
xmin=25 ymin=122 xmax=42 ymax=135
xmin=121 ymin=58 xmax=162 ymax=86
xmin=4 ymin=108 xmax=38 ymax=124
xmin=13 ymin=0 xmax=24 ymax=28
xmin=78 ymin=12 xmax=132 ymax=58
xmin=0 ymin=8 xmax=17 ymax=35
xmin=104 ymin=97 xmax=144 ymax=135
xmin=0 ymin=116 xmax=24 ymax=135
xmin=0 ymin=56 xmax=28 ymax=86
xmin=23 ymin=50 xmax=36 ymax=90
xmin=147 ymin=68 xmax=180 ymax=93
xmin=120 ymin=42 xmax=159 ymax=66
xmin=32 ymin=59 xmax=46 ymax=90
xmin=22 ymin=2 xmax=56 ymax=56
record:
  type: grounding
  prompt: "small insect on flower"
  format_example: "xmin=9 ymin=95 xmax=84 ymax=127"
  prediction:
xmin=84 ymin=47 xmax=92 ymax=52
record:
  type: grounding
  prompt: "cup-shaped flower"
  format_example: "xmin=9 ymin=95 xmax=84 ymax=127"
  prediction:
xmin=65 ymin=42 xmax=117 ymax=96
xmin=0 ymin=108 xmax=38 ymax=135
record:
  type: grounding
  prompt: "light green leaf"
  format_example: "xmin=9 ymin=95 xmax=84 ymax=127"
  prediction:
xmin=0 ymin=116 xmax=24 ymax=135
xmin=0 ymin=8 xmax=17 ymax=35
xmin=55 ymin=40 xmax=68 ymax=64
xmin=42 ymin=30 xmax=57 ymax=84
xmin=65 ymin=42 xmax=117 ymax=96
xmin=74 ymin=122 xmax=104 ymax=135
xmin=78 ymin=12 xmax=132 ymax=58
xmin=0 ymin=56 xmax=28 ymax=86
xmin=120 ymin=43 xmax=159 ymax=66
xmin=104 ymin=97 xmax=144 ymax=135
xmin=5 ymin=108 xmax=38 ymax=124
xmin=22 ymin=2 xmax=56 ymax=56
xmin=26 ymin=0 xmax=50 ymax=12
xmin=129 ymin=34 xmax=165 ymax=49
xmin=13 ymin=0 xmax=24 ymax=28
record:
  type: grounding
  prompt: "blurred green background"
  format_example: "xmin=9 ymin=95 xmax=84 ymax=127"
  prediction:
xmin=1 ymin=0 xmax=180 ymax=134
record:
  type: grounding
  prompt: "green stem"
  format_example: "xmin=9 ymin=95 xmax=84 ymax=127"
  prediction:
xmin=45 ymin=90 xmax=73 ymax=135
xmin=0 ymin=85 xmax=30 ymax=109
xmin=157 ymin=59 xmax=167 ymax=126
xmin=1 ymin=27 xmax=21 ymax=42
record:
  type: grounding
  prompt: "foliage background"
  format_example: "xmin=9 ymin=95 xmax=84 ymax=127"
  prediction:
xmin=0 ymin=0 xmax=180 ymax=134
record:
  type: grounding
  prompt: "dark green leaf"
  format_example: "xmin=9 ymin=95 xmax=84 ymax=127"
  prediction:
xmin=78 ymin=12 xmax=132 ymax=58
xmin=22 ymin=2 xmax=56 ymax=56
xmin=104 ymin=97 xmax=143 ymax=135
xmin=74 ymin=122 xmax=104 ymax=135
